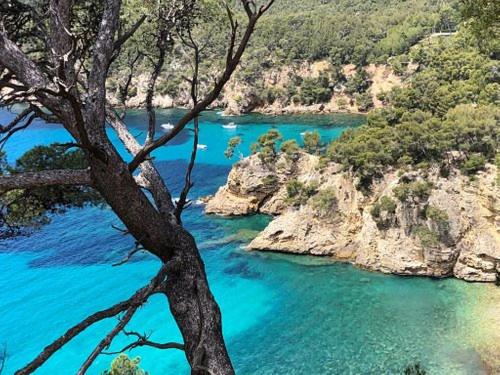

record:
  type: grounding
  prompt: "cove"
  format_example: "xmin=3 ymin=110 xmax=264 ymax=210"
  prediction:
xmin=0 ymin=108 xmax=497 ymax=374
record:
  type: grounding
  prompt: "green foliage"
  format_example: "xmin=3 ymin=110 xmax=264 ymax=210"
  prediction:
xmin=156 ymin=77 xmax=183 ymax=97
xmin=345 ymin=68 xmax=372 ymax=95
xmin=425 ymin=205 xmax=449 ymax=223
xmin=251 ymin=129 xmax=283 ymax=163
xmin=280 ymin=139 xmax=300 ymax=158
xmin=327 ymin=31 xmax=499 ymax=189
xmin=413 ymin=225 xmax=440 ymax=248
xmin=371 ymin=196 xmax=398 ymax=229
xmin=224 ymin=136 xmax=242 ymax=159
xmin=462 ymin=154 xmax=486 ymax=175
xmin=0 ymin=144 xmax=102 ymax=237
xmin=404 ymin=363 xmax=427 ymax=375
xmin=355 ymin=92 xmax=374 ymax=112
xmin=310 ymin=188 xmax=338 ymax=217
xmin=302 ymin=131 xmax=322 ymax=154
xmin=262 ymin=174 xmax=278 ymax=187
xmin=298 ymin=73 xmax=332 ymax=105
xmin=101 ymin=354 xmax=148 ymax=375
xmin=286 ymin=179 xmax=318 ymax=207
xmin=460 ymin=0 xmax=500 ymax=53
xmin=251 ymin=0 xmax=457 ymax=65
xmin=371 ymin=196 xmax=397 ymax=218
xmin=14 ymin=144 xmax=87 ymax=172
xmin=112 ymin=0 xmax=460 ymax=108
xmin=393 ymin=181 xmax=434 ymax=203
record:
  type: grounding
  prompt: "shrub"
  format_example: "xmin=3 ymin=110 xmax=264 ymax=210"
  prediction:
xmin=462 ymin=154 xmax=486 ymax=175
xmin=280 ymin=139 xmax=300 ymax=158
xmin=345 ymin=67 xmax=372 ymax=95
xmin=413 ymin=225 xmax=440 ymax=248
xmin=302 ymin=131 xmax=322 ymax=154
xmin=370 ymin=196 xmax=397 ymax=218
xmin=262 ymin=174 xmax=278 ymax=186
xmin=355 ymin=92 xmax=374 ymax=112
xmin=336 ymin=97 xmax=348 ymax=109
xmin=404 ymin=363 xmax=427 ymax=375
xmin=286 ymin=179 xmax=318 ymax=206
xmin=224 ymin=136 xmax=242 ymax=159
xmin=156 ymin=77 xmax=182 ymax=97
xmin=286 ymin=179 xmax=303 ymax=199
xmin=251 ymin=129 xmax=283 ymax=163
xmin=393 ymin=181 xmax=434 ymax=202
xmin=425 ymin=205 xmax=448 ymax=223
xmin=311 ymin=188 xmax=338 ymax=217
xmin=101 ymin=354 xmax=148 ymax=375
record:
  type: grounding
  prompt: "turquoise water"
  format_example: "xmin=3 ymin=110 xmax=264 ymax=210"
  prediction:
xmin=0 ymin=109 xmax=490 ymax=374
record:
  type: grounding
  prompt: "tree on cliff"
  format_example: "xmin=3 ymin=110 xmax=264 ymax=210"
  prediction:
xmin=0 ymin=0 xmax=273 ymax=374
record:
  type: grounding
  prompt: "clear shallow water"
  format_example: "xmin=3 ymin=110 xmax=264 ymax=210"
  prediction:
xmin=0 ymin=109 xmax=493 ymax=374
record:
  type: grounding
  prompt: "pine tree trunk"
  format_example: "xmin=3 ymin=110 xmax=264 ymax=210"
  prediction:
xmin=87 ymin=143 xmax=234 ymax=374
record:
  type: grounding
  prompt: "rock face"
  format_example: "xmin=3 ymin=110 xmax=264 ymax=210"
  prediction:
xmin=206 ymin=153 xmax=500 ymax=283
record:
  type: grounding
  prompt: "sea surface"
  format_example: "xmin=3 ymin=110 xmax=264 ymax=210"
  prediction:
xmin=0 ymin=108 xmax=496 ymax=374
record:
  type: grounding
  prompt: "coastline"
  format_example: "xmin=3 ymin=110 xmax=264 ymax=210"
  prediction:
xmin=460 ymin=283 xmax=500 ymax=373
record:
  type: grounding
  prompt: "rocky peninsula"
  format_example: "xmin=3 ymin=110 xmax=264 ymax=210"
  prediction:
xmin=206 ymin=151 xmax=500 ymax=283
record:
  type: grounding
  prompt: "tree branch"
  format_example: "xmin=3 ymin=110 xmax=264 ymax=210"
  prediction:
xmin=77 ymin=306 xmax=139 ymax=375
xmin=113 ymin=15 xmax=146 ymax=52
xmin=0 ymin=169 xmax=91 ymax=191
xmin=128 ymin=0 xmax=270 ymax=172
xmin=103 ymin=330 xmax=184 ymax=355
xmin=106 ymin=107 xmax=178 ymax=223
xmin=15 ymin=266 xmax=167 ymax=375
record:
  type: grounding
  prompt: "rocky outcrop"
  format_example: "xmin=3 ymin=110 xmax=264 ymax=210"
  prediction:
xmin=205 ymin=152 xmax=319 ymax=216
xmin=106 ymin=62 xmax=403 ymax=115
xmin=206 ymin=154 xmax=500 ymax=283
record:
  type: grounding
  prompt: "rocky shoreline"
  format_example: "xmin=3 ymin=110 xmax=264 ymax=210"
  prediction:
xmin=107 ymin=63 xmax=402 ymax=116
xmin=205 ymin=152 xmax=500 ymax=283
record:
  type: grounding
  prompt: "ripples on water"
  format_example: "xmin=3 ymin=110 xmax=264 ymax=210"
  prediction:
xmin=0 ymin=109 xmax=493 ymax=374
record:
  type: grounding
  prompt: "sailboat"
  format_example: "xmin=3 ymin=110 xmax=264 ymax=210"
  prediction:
xmin=161 ymin=123 xmax=174 ymax=131
xmin=222 ymin=122 xmax=237 ymax=129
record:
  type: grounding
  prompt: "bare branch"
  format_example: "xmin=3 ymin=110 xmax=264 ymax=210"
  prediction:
xmin=0 ymin=169 xmax=91 ymax=191
xmin=113 ymin=15 xmax=147 ymax=52
xmin=176 ymin=22 xmax=200 ymax=221
xmin=128 ymin=2 xmax=272 ymax=172
xmin=15 ymin=266 xmax=167 ymax=375
xmin=0 ymin=107 xmax=31 ymax=133
xmin=112 ymin=246 xmax=145 ymax=267
xmin=77 ymin=306 xmax=138 ymax=375
xmin=103 ymin=330 xmax=184 ymax=355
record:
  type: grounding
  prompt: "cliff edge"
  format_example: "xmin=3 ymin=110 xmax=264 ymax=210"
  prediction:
xmin=206 ymin=152 xmax=500 ymax=282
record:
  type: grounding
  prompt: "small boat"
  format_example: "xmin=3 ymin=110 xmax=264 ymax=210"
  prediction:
xmin=300 ymin=132 xmax=307 ymax=136
xmin=197 ymin=144 xmax=208 ymax=151
xmin=161 ymin=123 xmax=174 ymax=131
xmin=222 ymin=122 xmax=237 ymax=129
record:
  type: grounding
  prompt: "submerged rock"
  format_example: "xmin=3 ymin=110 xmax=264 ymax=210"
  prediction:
xmin=206 ymin=153 xmax=500 ymax=283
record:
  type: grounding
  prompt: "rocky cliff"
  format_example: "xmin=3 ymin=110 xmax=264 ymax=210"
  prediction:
xmin=206 ymin=152 xmax=500 ymax=283
xmin=107 ymin=62 xmax=403 ymax=115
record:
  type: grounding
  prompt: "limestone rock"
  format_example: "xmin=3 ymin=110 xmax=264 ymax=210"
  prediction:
xmin=208 ymin=153 xmax=500 ymax=283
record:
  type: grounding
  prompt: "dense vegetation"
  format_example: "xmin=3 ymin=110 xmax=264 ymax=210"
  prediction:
xmin=327 ymin=30 xmax=499 ymax=189
xmin=251 ymin=0 xmax=458 ymax=65
xmin=109 ymin=0 xmax=462 ymax=109
xmin=0 ymin=146 xmax=101 ymax=237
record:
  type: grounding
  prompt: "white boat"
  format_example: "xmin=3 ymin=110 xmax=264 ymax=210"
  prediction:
xmin=222 ymin=122 xmax=237 ymax=129
xmin=161 ymin=123 xmax=174 ymax=131
xmin=300 ymin=132 xmax=307 ymax=136
xmin=197 ymin=144 xmax=208 ymax=151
